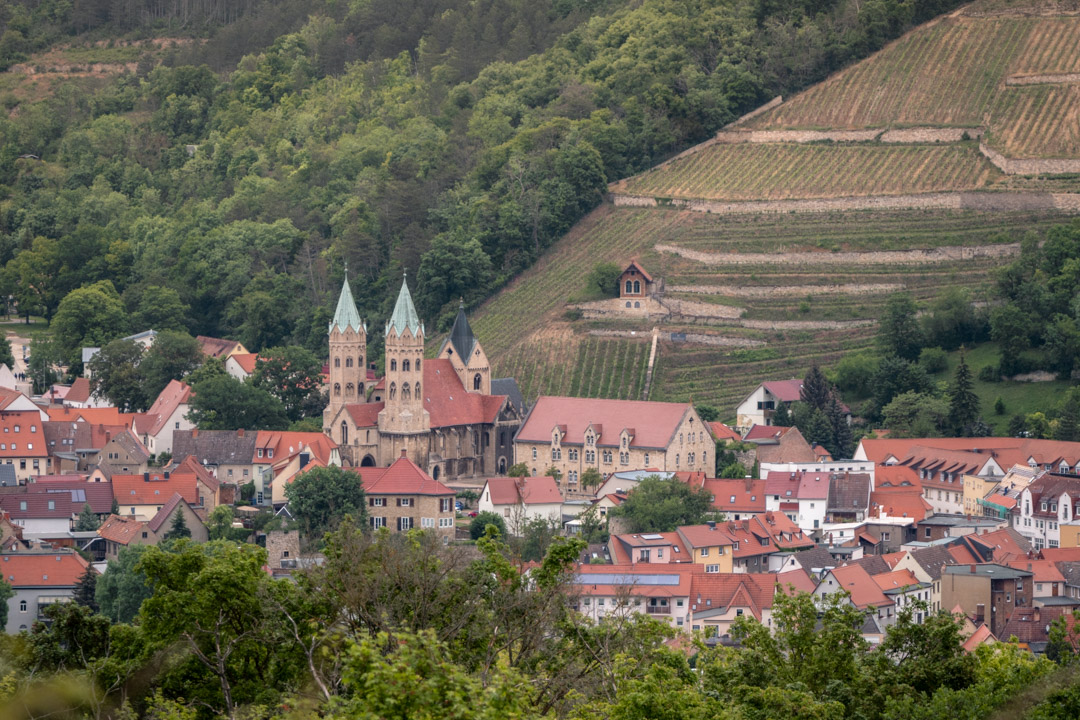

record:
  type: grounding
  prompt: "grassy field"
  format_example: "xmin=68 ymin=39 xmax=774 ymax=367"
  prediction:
xmin=748 ymin=12 xmax=1080 ymax=158
xmin=470 ymin=204 xmax=1074 ymax=412
xmin=615 ymin=143 xmax=1000 ymax=201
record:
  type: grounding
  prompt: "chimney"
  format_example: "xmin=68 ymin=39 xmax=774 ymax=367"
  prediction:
xmin=237 ymin=428 xmax=244 ymax=437
xmin=105 ymin=431 xmax=111 ymax=442
xmin=707 ymin=520 xmax=716 ymax=530
xmin=970 ymin=564 xmax=976 ymax=574
xmin=143 ymin=472 xmax=149 ymax=482
xmin=1034 ymin=607 xmax=1041 ymax=622
xmin=741 ymin=519 xmax=749 ymax=531
xmin=400 ymin=448 xmax=408 ymax=458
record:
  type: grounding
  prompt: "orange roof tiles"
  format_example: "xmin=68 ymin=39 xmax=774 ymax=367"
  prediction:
xmin=0 ymin=551 xmax=90 ymax=587
xmin=65 ymin=377 xmax=92 ymax=404
xmin=1007 ymin=560 xmax=1065 ymax=586
xmin=872 ymin=568 xmax=924 ymax=592
xmin=484 ymin=476 xmax=562 ymax=506
xmin=97 ymin=514 xmax=146 ymax=545
xmin=573 ymin=563 xmax=694 ymax=598
xmin=112 ymin=471 xmax=197 ymax=506
xmin=46 ymin=406 xmax=137 ymax=426
xmin=356 ymin=454 xmax=453 ymax=496
xmin=874 ymin=464 xmax=922 ymax=490
xmin=702 ymin=479 xmax=766 ymax=513
xmin=141 ymin=380 xmax=192 ymax=437
xmin=776 ymin=567 xmax=817 ymax=594
xmin=197 ymin=336 xmax=243 ymax=359
xmin=709 ymin=422 xmax=741 ymax=442
xmin=869 ymin=489 xmax=932 ymax=521
xmin=254 ymin=430 xmax=338 ymax=464
xmin=0 ymin=411 xmax=47 ymax=458
xmin=744 ymin=424 xmax=795 ymax=442
xmin=517 ymin=396 xmax=694 ymax=449
xmin=230 ymin=353 xmax=259 ymax=374
xmin=826 ymin=564 xmax=894 ymax=610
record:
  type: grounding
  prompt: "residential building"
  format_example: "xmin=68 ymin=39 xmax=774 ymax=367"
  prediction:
xmin=745 ymin=425 xmax=818 ymax=467
xmin=515 ymin=396 xmax=712 ymax=497
xmin=736 ymin=380 xmax=804 ymax=430
xmin=96 ymin=514 xmax=156 ymax=561
xmin=478 ymin=476 xmax=563 ymax=533
xmin=941 ymin=564 xmax=1033 ymax=638
xmin=111 ymin=471 xmax=198 ymax=520
xmin=610 ymin=531 xmax=690 ymax=565
xmin=357 ymin=452 xmax=456 ymax=539
xmin=196 ymin=336 xmax=249 ymax=360
xmin=1008 ymin=560 xmax=1066 ymax=599
xmin=827 ymin=473 xmax=872 ymax=524
xmin=1 ymin=550 xmax=91 ymax=633
xmin=88 ymin=428 xmax=151 ymax=473
xmin=133 ymin=380 xmax=193 ymax=456
xmin=763 ymin=471 xmax=831 ymax=531
xmin=697 ymin=478 xmax=766 ymax=520
xmin=0 ymin=493 xmax=73 ymax=535
xmin=571 ymin=564 xmax=694 ymax=628
xmin=872 ymin=568 xmax=932 ymax=623
xmin=145 ymin=493 xmax=208 ymax=543
xmin=172 ymin=428 xmax=258 ymax=485
xmin=814 ymin=563 xmax=897 ymax=629
xmin=225 ymin=353 xmax=259 ymax=381
xmin=324 ymin=280 xmax=522 ymax=482
xmin=253 ymin=430 xmax=341 ymax=506
xmin=686 ymin=572 xmax=778 ymax=635
xmin=1013 ymin=473 xmax=1080 ymax=550
xmin=0 ymin=409 xmax=49 ymax=481
xmin=676 ymin=523 xmax=735 ymax=573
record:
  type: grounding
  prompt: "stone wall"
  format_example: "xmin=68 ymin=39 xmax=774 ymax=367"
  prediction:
xmin=1006 ymin=73 xmax=1080 ymax=85
xmin=266 ymin=530 xmax=300 ymax=568
xmin=668 ymin=283 xmax=904 ymax=297
xmin=712 ymin=127 xmax=981 ymax=144
xmin=979 ymin=142 xmax=1080 ymax=175
xmin=655 ymin=241 xmax=1023 ymax=266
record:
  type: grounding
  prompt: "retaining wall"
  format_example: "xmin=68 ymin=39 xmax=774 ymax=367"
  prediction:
xmin=655 ymin=241 xmax=1023 ymax=266
xmin=1006 ymin=72 xmax=1080 ymax=86
xmin=979 ymin=142 xmax=1080 ymax=175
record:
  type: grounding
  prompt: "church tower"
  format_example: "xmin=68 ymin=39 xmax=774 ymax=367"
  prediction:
xmin=438 ymin=301 xmax=491 ymax=395
xmin=377 ymin=276 xmax=430 ymax=448
xmin=326 ymin=274 xmax=367 ymax=423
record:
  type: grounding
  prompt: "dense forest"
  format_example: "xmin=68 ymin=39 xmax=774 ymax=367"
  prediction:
xmin=1 ymin=0 xmax=961 ymax=372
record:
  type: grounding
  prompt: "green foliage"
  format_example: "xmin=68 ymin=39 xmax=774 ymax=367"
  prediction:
xmin=168 ymin=509 xmax=191 ymax=540
xmin=878 ymin=293 xmax=924 ymax=361
xmin=922 ymin=287 xmax=985 ymax=350
xmin=88 ymin=339 xmax=146 ymax=411
xmin=695 ymin=404 xmax=720 ymax=422
xmin=0 ymin=579 xmax=12 ymax=629
xmin=611 ymin=476 xmax=714 ymax=533
xmin=581 ymin=467 xmax=603 ymax=489
xmin=207 ymin=505 xmax=240 ymax=541
xmin=74 ymin=503 xmax=100 ymax=532
xmin=51 ymin=280 xmax=125 ymax=364
xmin=995 ymin=396 xmax=1007 ymax=415
xmin=469 ymin=511 xmax=507 ymax=540
xmin=251 ymin=345 xmax=327 ymax=422
xmin=882 ymin=391 xmax=950 ymax=438
xmin=949 ymin=351 xmax=985 ymax=436
xmin=284 ymin=466 xmax=367 ymax=541
xmin=833 ymin=352 xmax=880 ymax=398
xmin=919 ymin=347 xmax=949 ymax=374
xmin=585 ymin=262 xmax=622 ymax=300
xmin=720 ymin=461 xmax=749 ymax=479
xmin=0 ymin=335 xmax=13 ymax=369
xmin=139 ymin=331 xmax=204 ymax=403
xmin=72 ymin=564 xmax=99 ymax=613
xmin=95 ymin=545 xmax=152 ymax=624
xmin=507 ymin=462 xmax=529 ymax=478
xmin=187 ymin=374 xmax=289 ymax=431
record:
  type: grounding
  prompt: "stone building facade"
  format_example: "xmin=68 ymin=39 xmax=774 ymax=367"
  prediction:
xmin=323 ymin=277 xmax=521 ymax=482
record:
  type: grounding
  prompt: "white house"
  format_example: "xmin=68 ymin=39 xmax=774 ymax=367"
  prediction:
xmin=225 ymin=353 xmax=259 ymax=381
xmin=479 ymin=476 xmax=563 ymax=533
xmin=133 ymin=380 xmax=193 ymax=456
xmin=735 ymin=379 xmax=804 ymax=430
xmin=2 ymin=551 xmax=91 ymax=633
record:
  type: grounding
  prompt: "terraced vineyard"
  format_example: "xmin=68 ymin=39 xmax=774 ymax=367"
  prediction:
xmin=472 ymin=205 xmax=1072 ymax=411
xmin=615 ymin=143 xmax=999 ymax=201
xmin=749 ymin=11 xmax=1080 ymax=158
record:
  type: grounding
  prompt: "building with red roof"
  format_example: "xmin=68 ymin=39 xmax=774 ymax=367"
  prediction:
xmin=478 ymin=476 xmax=563 ymax=533
xmin=610 ymin=531 xmax=691 ymax=565
xmin=815 ymin=563 xmax=897 ymax=628
xmin=111 ymin=470 xmax=198 ymax=520
xmin=225 ymin=353 xmax=259 ymax=381
xmin=196 ymin=336 xmax=249 ymax=360
xmin=132 ymin=380 xmax=193 ymax=456
xmin=351 ymin=453 xmax=455 ymax=539
xmin=2 ymin=550 xmax=91 ymax=633
xmin=323 ymin=278 xmax=522 ymax=484
xmin=709 ymin=422 xmax=741 ymax=443
xmin=253 ymin=430 xmax=341 ymax=506
xmin=0 ymin=409 xmax=49 ymax=481
xmin=701 ymin=478 xmax=767 ymax=519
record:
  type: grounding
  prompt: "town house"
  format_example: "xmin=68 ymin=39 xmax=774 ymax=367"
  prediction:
xmin=2 ymin=550 xmax=91 ymax=633
xmin=356 ymin=452 xmax=456 ymax=539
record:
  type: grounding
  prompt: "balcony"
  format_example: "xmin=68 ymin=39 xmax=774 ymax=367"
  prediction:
xmin=645 ymin=604 xmax=671 ymax=615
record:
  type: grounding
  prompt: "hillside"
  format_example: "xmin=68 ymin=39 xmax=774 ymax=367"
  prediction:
xmin=474 ymin=0 xmax=1080 ymax=417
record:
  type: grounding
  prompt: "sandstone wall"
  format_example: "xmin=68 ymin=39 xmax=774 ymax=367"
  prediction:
xmin=1006 ymin=72 xmax=1080 ymax=85
xmin=979 ymin=142 xmax=1080 ymax=175
xmin=668 ymin=283 xmax=904 ymax=297
xmin=655 ymin=241 xmax=1023 ymax=266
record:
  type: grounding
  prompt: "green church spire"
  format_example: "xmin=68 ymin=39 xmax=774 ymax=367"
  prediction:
xmin=386 ymin=274 xmax=424 ymax=338
xmin=330 ymin=274 xmax=365 ymax=334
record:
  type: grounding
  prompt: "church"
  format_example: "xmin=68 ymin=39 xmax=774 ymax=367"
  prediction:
xmin=322 ymin=275 xmax=523 ymax=483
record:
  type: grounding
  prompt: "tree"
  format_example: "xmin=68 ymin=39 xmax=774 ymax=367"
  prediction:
xmin=415 ymin=232 xmax=495 ymax=319
xmin=543 ymin=466 xmax=563 ymax=483
xmin=801 ymin=365 xmax=832 ymax=411
xmin=51 ymin=280 xmax=126 ymax=362
xmin=0 ymin=578 xmax=12 ymax=629
xmin=826 ymin=393 xmax=853 ymax=458
xmin=720 ymin=460 xmax=749 ymax=478
xmin=251 ymin=345 xmax=327 ymax=422
xmin=833 ymin=352 xmax=880 ymax=397
xmin=470 ymin=511 xmax=506 ymax=540
xmin=990 ymin=303 xmax=1032 ymax=376
xmin=695 ymin=404 xmax=720 ymax=423
xmin=580 ymin=467 xmax=603 ymax=489
xmin=207 ymin=504 xmax=238 ymax=540
xmin=878 ymin=293 xmax=924 ymax=361
xmin=131 ymin=284 xmax=190 ymax=331
xmin=96 ymin=544 xmax=153 ymax=624
xmin=139 ymin=330 xmax=204 ymax=402
xmin=285 ymin=466 xmax=367 ymax=541
xmin=74 ymin=503 xmax=100 ymax=531
xmin=169 ymin=508 xmax=191 ymax=540
xmin=611 ymin=476 xmax=714 ymax=533
xmin=1056 ymin=389 xmax=1080 ymax=442
xmin=27 ymin=335 xmax=62 ymax=395
xmin=585 ymin=261 xmax=621 ymax=299
xmin=871 ymin=356 xmax=934 ymax=418
xmin=771 ymin=401 xmax=793 ymax=427
xmin=72 ymin=564 xmax=98 ymax=612
xmin=507 ymin=462 xmax=529 ymax=477
xmin=882 ymin=391 xmax=950 ymax=438
xmin=187 ymin=374 xmax=289 ymax=431
xmin=922 ymin=287 xmax=983 ymax=350
xmin=0 ymin=334 xmax=13 ymax=369
xmin=518 ymin=517 xmax=561 ymax=562
xmin=948 ymin=351 xmax=982 ymax=436
xmin=88 ymin=338 xmax=146 ymax=411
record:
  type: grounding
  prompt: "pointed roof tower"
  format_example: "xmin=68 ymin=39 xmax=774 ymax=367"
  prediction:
xmin=386 ymin=275 xmax=423 ymax=337
xmin=330 ymin=275 xmax=365 ymax=334
xmin=444 ymin=300 xmax=476 ymax=359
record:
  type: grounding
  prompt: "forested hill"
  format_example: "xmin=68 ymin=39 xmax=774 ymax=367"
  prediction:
xmin=1 ymin=0 xmax=961 ymax=370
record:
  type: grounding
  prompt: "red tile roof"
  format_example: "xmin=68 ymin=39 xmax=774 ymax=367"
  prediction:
xmin=254 ymin=431 xmax=338 ymax=464
xmin=611 ymin=531 xmax=690 ymax=564
xmin=881 ymin=551 xmax=906 ymax=569
xmin=146 ymin=493 xmax=188 ymax=533
xmin=0 ymin=493 xmax=73 ymax=519
xmin=140 ymin=380 xmax=192 ymax=437
xmin=622 ymin=260 xmax=653 ymax=283
xmin=0 ymin=411 xmax=47 ymax=458
xmin=356 ymin=454 xmax=453 ymax=496
xmin=872 ymin=568 xmax=924 ymax=593
xmin=573 ymin=563 xmax=694 ymax=598
xmin=689 ymin=572 xmax=776 ymax=619
xmin=26 ymin=479 xmax=114 ymax=514
xmin=65 ymin=377 xmax=92 ymax=404
xmin=969 ymin=528 xmax=1031 ymax=563
xmin=1007 ymin=560 xmax=1065 ymax=586
xmin=230 ymin=353 xmax=259 ymax=374
xmin=962 ymin=624 xmax=996 ymax=652
xmin=45 ymin=406 xmax=137 ymax=426
xmin=859 ymin=437 xmax=1080 ymax=472
xmin=517 ymin=396 xmax=694 ymax=449
xmin=826 ymin=564 xmax=894 ymax=610
xmin=776 ymin=567 xmax=818 ymax=594
xmin=869 ymin=489 xmax=932 ymax=521
xmin=484 ymin=476 xmax=562 ymax=506
xmin=0 ymin=551 xmax=90 ymax=586
xmin=171 ymin=455 xmax=220 ymax=494
xmin=873 ymin=464 xmax=922 ymax=490
xmin=197 ymin=336 xmax=243 ymax=359
xmin=744 ymin=424 xmax=795 ymax=442
xmin=701 ymin=478 xmax=766 ymax=513
xmin=112 ymin=472 xmax=197 ymax=506
xmin=97 ymin=514 xmax=146 ymax=545
xmin=709 ymin=422 xmax=741 ymax=442
xmin=762 ymin=379 xmax=804 ymax=403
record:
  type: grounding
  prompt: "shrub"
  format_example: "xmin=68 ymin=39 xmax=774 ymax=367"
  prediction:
xmin=585 ymin=262 xmax=621 ymax=299
xmin=978 ymin=365 xmax=1000 ymax=382
xmin=469 ymin=511 xmax=506 ymax=540
xmin=994 ymin=396 xmax=1006 ymax=415
xmin=918 ymin=347 xmax=948 ymax=374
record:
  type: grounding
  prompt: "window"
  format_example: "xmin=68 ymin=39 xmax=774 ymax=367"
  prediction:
xmin=398 ymin=498 xmax=413 ymax=507
xmin=705 ymin=564 xmax=719 ymax=573
xmin=19 ymin=600 xmax=26 ymax=613
xmin=625 ymin=280 xmax=633 ymax=294
xmin=48 ymin=500 xmax=55 ymax=510
xmin=440 ymin=498 xmax=452 ymax=513
xmin=370 ymin=498 xmax=385 ymax=507
xmin=371 ymin=517 xmax=386 ymax=529
xmin=700 ymin=548 xmax=709 ymax=557
xmin=422 ymin=517 xmax=435 ymax=528
xmin=474 ymin=374 xmax=482 ymax=390
xmin=398 ymin=517 xmax=413 ymax=531
xmin=258 ymin=449 xmax=264 ymax=458
xmin=334 ymin=357 xmax=340 ymax=368
xmin=634 ymin=280 xmax=641 ymax=293
xmin=644 ymin=453 xmax=649 ymax=465
xmin=389 ymin=383 xmax=396 ymax=400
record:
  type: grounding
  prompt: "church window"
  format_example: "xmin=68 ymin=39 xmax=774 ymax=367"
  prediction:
xmin=484 ymin=431 xmax=490 ymax=447
xmin=634 ymin=301 xmax=640 ymax=308
xmin=403 ymin=359 xmax=411 ymax=372
xmin=625 ymin=280 xmax=633 ymax=294
xmin=474 ymin=373 xmax=482 ymax=390
xmin=347 ymin=383 xmax=355 ymax=397
xmin=645 ymin=453 xmax=650 ymax=465
xmin=334 ymin=357 xmax=340 ymax=368
xmin=402 ymin=384 xmax=411 ymax=400
xmin=532 ymin=447 xmax=537 ymax=460
xmin=333 ymin=383 xmax=341 ymax=396
xmin=346 ymin=357 xmax=353 ymax=367
xmin=341 ymin=422 xmax=349 ymax=445
xmin=680 ymin=433 xmax=684 ymax=445
xmin=391 ymin=359 xmax=397 ymax=371
xmin=634 ymin=280 xmax=641 ymax=293
xmin=416 ymin=358 xmax=421 ymax=371
xmin=366 ymin=430 xmax=370 ymax=443
xmin=626 ymin=302 xmax=631 ymax=308
xmin=676 ymin=454 xmax=680 ymax=467
xmin=389 ymin=383 xmax=396 ymax=400
xmin=415 ymin=382 xmax=421 ymax=398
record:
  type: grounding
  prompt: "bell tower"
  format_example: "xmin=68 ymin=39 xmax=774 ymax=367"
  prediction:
xmin=438 ymin=301 xmax=491 ymax=395
xmin=378 ymin=275 xmax=430 ymax=443
xmin=325 ymin=273 xmax=367 ymax=427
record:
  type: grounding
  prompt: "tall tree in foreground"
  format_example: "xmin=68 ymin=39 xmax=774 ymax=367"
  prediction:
xmin=169 ymin=508 xmax=191 ymax=539
xmin=72 ymin=564 xmax=99 ymax=612
xmin=187 ymin=374 xmax=289 ymax=430
xmin=948 ymin=351 xmax=983 ymax=437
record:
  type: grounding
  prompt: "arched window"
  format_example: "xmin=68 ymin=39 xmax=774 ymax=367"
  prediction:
xmin=334 ymin=357 xmax=340 ymax=368
xmin=625 ymin=280 xmax=633 ymax=294
xmin=634 ymin=280 xmax=641 ymax=293
xmin=473 ymin=373 xmax=482 ymax=390
xmin=389 ymin=383 xmax=396 ymax=400
xmin=346 ymin=357 xmax=353 ymax=367
xmin=341 ymin=421 xmax=349 ymax=445
xmin=626 ymin=301 xmax=631 ymax=308
xmin=346 ymin=383 xmax=354 ymax=397
xmin=433 ymin=465 xmax=440 ymax=480
xmin=333 ymin=383 xmax=341 ymax=396
xmin=356 ymin=357 xmax=363 ymax=369
xmin=390 ymin=359 xmax=397 ymax=371
xmin=403 ymin=359 xmax=411 ymax=372
xmin=366 ymin=430 xmax=370 ymax=443
xmin=416 ymin=358 xmax=422 ymax=371
xmin=402 ymin=384 xmax=411 ymax=400
xmin=634 ymin=301 xmax=640 ymax=308
xmin=414 ymin=382 xmax=421 ymax=399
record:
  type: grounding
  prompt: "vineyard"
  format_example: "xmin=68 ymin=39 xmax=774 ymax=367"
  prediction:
xmin=468 ymin=204 xmax=1072 ymax=412
xmin=613 ymin=143 xmax=999 ymax=202
xmin=748 ymin=12 xmax=1080 ymax=159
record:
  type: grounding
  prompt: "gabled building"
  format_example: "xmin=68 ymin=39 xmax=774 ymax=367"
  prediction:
xmin=1 ymin=550 xmax=92 ymax=633
xmin=478 ymin=476 xmax=563 ymax=533
xmin=225 ymin=353 xmax=259 ymax=381
xmin=814 ymin=563 xmax=897 ymax=629
xmin=323 ymin=279 xmax=522 ymax=482
xmin=111 ymin=471 xmax=198 ymax=520
xmin=253 ymin=430 xmax=341 ymax=506
xmin=145 ymin=493 xmax=208 ymax=543
xmin=133 ymin=380 xmax=193 ymax=456
xmin=0 ymin=409 xmax=49 ymax=481
xmin=357 ymin=452 xmax=456 ymax=538
xmin=1013 ymin=473 xmax=1080 ymax=551
xmin=699 ymin=478 xmax=766 ymax=520
xmin=941 ymin=563 xmax=1033 ymax=638
xmin=872 ymin=568 xmax=932 ymax=623
xmin=196 ymin=336 xmax=249 ymax=360
xmin=571 ymin=563 xmax=694 ymax=628
xmin=736 ymin=380 xmax=804 ymax=430
xmin=610 ymin=531 xmax=690 ymax=565
xmin=0 ymin=493 xmax=73 ymax=535
xmin=172 ymin=428 xmax=258 ymax=485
